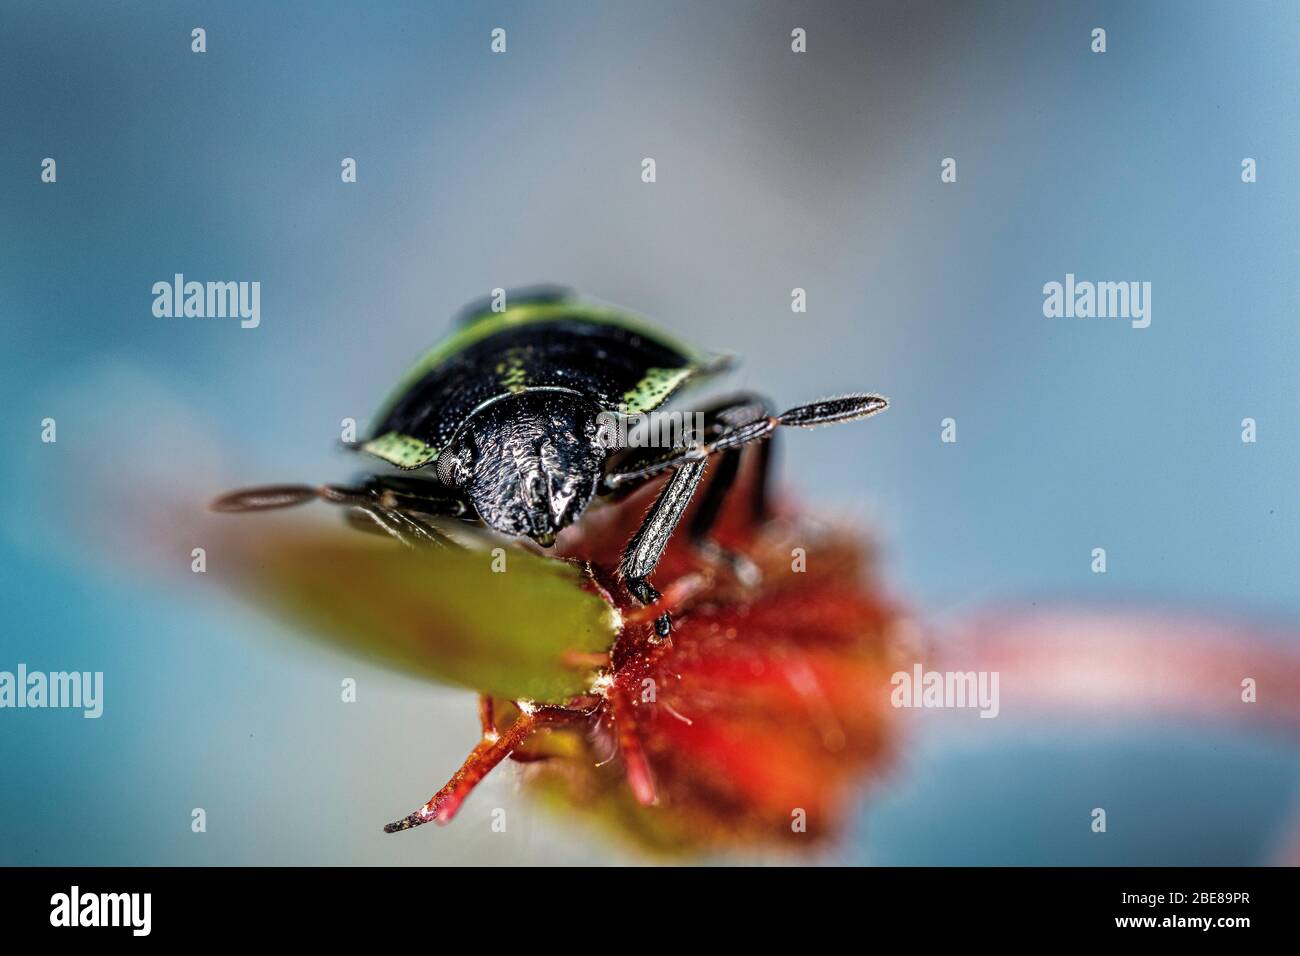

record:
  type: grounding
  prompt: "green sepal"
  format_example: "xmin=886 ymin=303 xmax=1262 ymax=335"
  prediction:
xmin=230 ymin=525 xmax=619 ymax=704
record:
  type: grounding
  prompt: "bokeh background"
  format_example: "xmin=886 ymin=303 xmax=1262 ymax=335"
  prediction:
xmin=2 ymin=0 xmax=1298 ymax=864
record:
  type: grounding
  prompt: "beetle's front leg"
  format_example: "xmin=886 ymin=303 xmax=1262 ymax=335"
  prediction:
xmin=618 ymin=455 xmax=709 ymax=638
xmin=210 ymin=477 xmax=468 ymax=549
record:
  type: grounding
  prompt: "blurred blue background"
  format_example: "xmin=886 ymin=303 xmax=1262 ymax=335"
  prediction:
xmin=1 ymin=0 xmax=1297 ymax=864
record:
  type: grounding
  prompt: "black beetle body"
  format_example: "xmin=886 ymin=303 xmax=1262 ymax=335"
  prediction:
xmin=213 ymin=287 xmax=887 ymax=628
xmin=363 ymin=288 xmax=726 ymax=544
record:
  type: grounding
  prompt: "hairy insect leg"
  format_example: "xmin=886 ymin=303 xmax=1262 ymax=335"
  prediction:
xmin=618 ymin=456 xmax=709 ymax=637
xmin=603 ymin=393 xmax=766 ymax=494
xmin=610 ymin=398 xmax=771 ymax=627
xmin=604 ymin=392 xmax=889 ymax=494
xmin=608 ymin=394 xmax=886 ymax=633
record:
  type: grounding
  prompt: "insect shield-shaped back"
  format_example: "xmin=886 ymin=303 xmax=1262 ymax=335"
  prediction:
xmin=439 ymin=391 xmax=606 ymax=546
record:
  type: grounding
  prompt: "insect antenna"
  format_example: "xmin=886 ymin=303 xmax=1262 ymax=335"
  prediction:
xmin=209 ymin=484 xmax=323 ymax=512
xmin=776 ymin=393 xmax=888 ymax=428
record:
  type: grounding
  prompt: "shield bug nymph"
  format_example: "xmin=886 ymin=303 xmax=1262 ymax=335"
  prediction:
xmin=212 ymin=287 xmax=888 ymax=633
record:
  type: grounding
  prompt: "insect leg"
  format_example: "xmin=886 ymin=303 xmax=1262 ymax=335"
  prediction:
xmin=314 ymin=484 xmax=463 ymax=548
xmin=604 ymin=392 xmax=888 ymax=493
xmin=602 ymin=392 xmax=769 ymax=494
xmin=706 ymin=393 xmax=886 ymax=519
xmin=356 ymin=474 xmax=469 ymax=519
xmin=608 ymin=399 xmax=772 ymax=622
xmin=211 ymin=480 xmax=466 ymax=548
xmin=681 ymin=394 xmax=776 ymax=580
xmin=606 ymin=392 xmax=887 ymax=603
xmin=699 ymin=392 xmax=777 ymax=522
xmin=687 ymin=446 xmax=741 ymax=539
xmin=618 ymin=455 xmax=709 ymax=636
xmin=352 ymin=503 xmax=458 ymax=549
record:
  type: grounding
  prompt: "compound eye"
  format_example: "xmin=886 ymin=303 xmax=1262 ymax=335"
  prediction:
xmin=436 ymin=449 xmax=470 ymax=487
xmin=593 ymin=412 xmax=624 ymax=451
